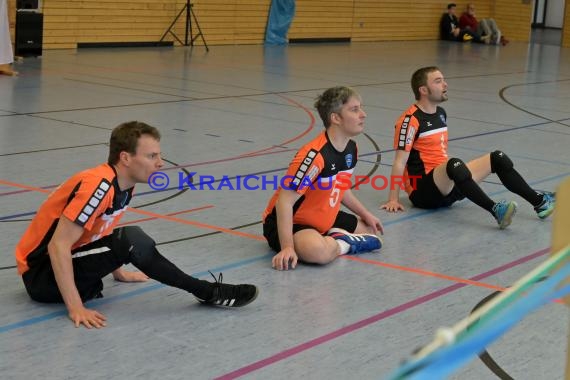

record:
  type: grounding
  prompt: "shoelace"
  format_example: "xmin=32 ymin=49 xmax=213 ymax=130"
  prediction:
xmin=330 ymin=232 xmax=368 ymax=242
xmin=208 ymin=270 xmax=223 ymax=285
xmin=208 ymin=271 xmax=238 ymax=306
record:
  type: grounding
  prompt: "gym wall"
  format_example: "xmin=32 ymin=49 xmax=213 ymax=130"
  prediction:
xmin=6 ymin=0 xmax=544 ymax=49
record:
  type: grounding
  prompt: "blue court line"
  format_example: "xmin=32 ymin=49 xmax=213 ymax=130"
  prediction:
xmin=0 ymin=211 xmax=37 ymax=221
xmin=527 ymin=126 xmax=570 ymax=136
xmin=0 ymin=167 xmax=289 ymax=221
xmin=0 ymin=253 xmax=273 ymax=334
xmin=0 ymin=116 xmax=563 ymax=221
xmin=134 ymin=167 xmax=289 ymax=197
xmin=451 ymin=144 xmax=570 ymax=166
xmin=358 ymin=117 xmax=570 ymax=160
xmin=2 ymin=172 xmax=567 ymax=334
xmin=383 ymin=171 xmax=569 ymax=226
xmin=0 ymin=114 xmax=561 ymax=220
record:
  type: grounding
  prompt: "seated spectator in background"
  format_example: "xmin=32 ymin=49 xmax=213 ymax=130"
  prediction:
xmin=459 ymin=3 xmax=509 ymax=45
xmin=440 ymin=3 xmax=486 ymax=43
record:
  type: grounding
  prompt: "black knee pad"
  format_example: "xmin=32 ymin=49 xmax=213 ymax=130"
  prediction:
xmin=490 ymin=150 xmax=513 ymax=173
xmin=113 ymin=226 xmax=156 ymax=265
xmin=446 ymin=158 xmax=472 ymax=183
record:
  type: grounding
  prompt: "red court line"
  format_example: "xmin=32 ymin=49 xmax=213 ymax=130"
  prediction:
xmin=116 ymin=205 xmax=214 ymax=226
xmin=0 ymin=178 xmax=517 ymax=290
xmin=1 ymin=94 xmax=315 ymax=196
xmin=342 ymin=256 xmax=506 ymax=291
xmin=163 ymin=93 xmax=315 ymax=171
xmin=0 ymin=179 xmax=264 ymax=241
xmin=261 ymin=95 xmax=316 ymax=147
xmin=125 ymin=208 xmax=265 ymax=241
xmin=162 ymin=148 xmax=296 ymax=171
xmin=0 ymin=180 xmax=51 ymax=194
xmin=0 ymin=149 xmax=295 ymax=196
xmin=214 ymin=248 xmax=550 ymax=379
xmin=344 ymin=257 xmax=563 ymax=304
xmin=0 ymin=184 xmax=58 ymax=197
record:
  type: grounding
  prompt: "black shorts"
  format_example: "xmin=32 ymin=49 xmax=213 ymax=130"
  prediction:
xmin=409 ymin=170 xmax=465 ymax=209
xmin=22 ymin=229 xmax=127 ymax=303
xmin=262 ymin=210 xmax=358 ymax=252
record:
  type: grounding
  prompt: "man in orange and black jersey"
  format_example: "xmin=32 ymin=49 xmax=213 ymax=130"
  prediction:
xmin=263 ymin=86 xmax=383 ymax=271
xmin=381 ymin=66 xmax=555 ymax=229
xmin=15 ymin=121 xmax=258 ymax=329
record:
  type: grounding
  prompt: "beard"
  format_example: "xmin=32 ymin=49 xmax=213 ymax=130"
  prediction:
xmin=427 ymin=87 xmax=448 ymax=103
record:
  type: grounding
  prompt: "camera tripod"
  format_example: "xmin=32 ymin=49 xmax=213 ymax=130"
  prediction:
xmin=160 ymin=0 xmax=209 ymax=51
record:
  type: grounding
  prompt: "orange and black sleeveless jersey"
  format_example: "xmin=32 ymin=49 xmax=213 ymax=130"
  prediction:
xmin=394 ymin=104 xmax=449 ymax=194
xmin=263 ymin=131 xmax=357 ymax=234
xmin=15 ymin=164 xmax=133 ymax=275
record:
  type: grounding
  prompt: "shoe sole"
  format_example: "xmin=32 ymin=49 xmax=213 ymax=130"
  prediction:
xmin=537 ymin=207 xmax=554 ymax=219
xmin=237 ymin=286 xmax=259 ymax=307
xmin=499 ymin=202 xmax=517 ymax=229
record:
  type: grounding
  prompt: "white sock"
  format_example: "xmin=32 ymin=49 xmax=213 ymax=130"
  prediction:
xmin=336 ymin=239 xmax=351 ymax=255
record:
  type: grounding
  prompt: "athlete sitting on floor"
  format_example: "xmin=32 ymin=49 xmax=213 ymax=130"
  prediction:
xmin=15 ymin=121 xmax=259 ymax=329
xmin=380 ymin=66 xmax=555 ymax=228
xmin=263 ymin=86 xmax=383 ymax=270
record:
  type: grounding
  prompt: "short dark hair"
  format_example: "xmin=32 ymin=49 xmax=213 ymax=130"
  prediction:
xmin=447 ymin=3 xmax=457 ymax=9
xmin=411 ymin=66 xmax=441 ymax=100
xmin=314 ymin=86 xmax=360 ymax=128
xmin=108 ymin=121 xmax=161 ymax=165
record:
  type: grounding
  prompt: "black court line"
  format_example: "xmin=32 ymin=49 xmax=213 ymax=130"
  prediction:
xmin=0 ymin=115 xmax=561 ymax=208
xmin=0 ymin=98 xmax=193 ymax=116
xmin=499 ymin=79 xmax=570 ymax=128
xmin=0 ymin=142 xmax=107 ymax=157
xmin=527 ymin=126 xmax=570 ymax=136
xmin=125 ymin=133 xmax=381 ymax=247
xmin=71 ymin=72 xmax=261 ymax=97
xmin=1 ymin=115 xmax=559 ymax=216
xmin=0 ymin=70 xmax=536 ymax=117
xmin=0 ymin=220 xmax=264 ymax=272
xmin=65 ymin=78 xmax=198 ymax=99
xmin=359 ymin=117 xmax=570 ymax=159
xmin=0 ymin=132 xmax=382 ymax=271
xmin=28 ymin=115 xmax=113 ymax=130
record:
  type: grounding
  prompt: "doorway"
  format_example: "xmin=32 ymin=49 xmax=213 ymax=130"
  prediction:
xmin=531 ymin=0 xmax=565 ymax=45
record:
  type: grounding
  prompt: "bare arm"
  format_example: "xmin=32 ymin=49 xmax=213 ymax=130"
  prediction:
xmin=272 ymin=189 xmax=302 ymax=270
xmin=380 ymin=150 xmax=410 ymax=212
xmin=47 ymin=216 xmax=107 ymax=328
xmin=342 ymin=189 xmax=383 ymax=234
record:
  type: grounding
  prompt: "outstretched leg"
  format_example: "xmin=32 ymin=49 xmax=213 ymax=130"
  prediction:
xmin=489 ymin=150 xmax=555 ymax=218
xmin=490 ymin=150 xmax=542 ymax=204
xmin=433 ymin=158 xmax=495 ymax=212
xmin=433 ymin=157 xmax=517 ymax=228
xmin=114 ymin=226 xmax=258 ymax=307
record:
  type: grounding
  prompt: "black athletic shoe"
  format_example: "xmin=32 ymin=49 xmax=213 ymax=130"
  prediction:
xmin=196 ymin=271 xmax=259 ymax=308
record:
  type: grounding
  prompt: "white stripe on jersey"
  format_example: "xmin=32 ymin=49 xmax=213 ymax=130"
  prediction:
xmin=418 ymin=127 xmax=447 ymax=138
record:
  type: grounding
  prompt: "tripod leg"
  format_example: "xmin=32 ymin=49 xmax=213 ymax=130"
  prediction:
xmin=159 ymin=4 xmax=189 ymax=45
xmin=190 ymin=5 xmax=209 ymax=51
xmin=184 ymin=0 xmax=190 ymax=45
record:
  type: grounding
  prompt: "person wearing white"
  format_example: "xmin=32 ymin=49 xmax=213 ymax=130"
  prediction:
xmin=0 ymin=0 xmax=17 ymax=75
